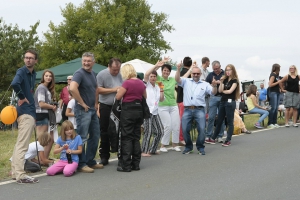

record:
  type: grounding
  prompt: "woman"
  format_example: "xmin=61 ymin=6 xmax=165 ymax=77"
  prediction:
xmin=141 ymin=66 xmax=165 ymax=157
xmin=208 ymin=64 xmax=240 ymax=146
xmin=267 ymin=64 xmax=281 ymax=128
xmin=246 ymin=84 xmax=269 ymax=129
xmin=116 ymin=64 xmax=146 ymax=172
xmin=279 ymin=65 xmax=300 ymax=127
xmin=34 ymin=69 xmax=56 ymax=159
xmin=145 ymin=59 xmax=181 ymax=153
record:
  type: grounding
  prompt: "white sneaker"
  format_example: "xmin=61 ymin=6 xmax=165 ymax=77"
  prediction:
xmin=289 ymin=120 xmax=293 ymax=125
xmin=217 ymin=138 xmax=223 ymax=143
xmin=171 ymin=146 xmax=181 ymax=152
xmin=274 ymin=124 xmax=279 ymax=128
xmin=267 ymin=124 xmax=275 ymax=129
xmin=160 ymin=147 xmax=168 ymax=153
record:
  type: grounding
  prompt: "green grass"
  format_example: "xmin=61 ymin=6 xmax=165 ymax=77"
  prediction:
xmin=0 ymin=114 xmax=286 ymax=181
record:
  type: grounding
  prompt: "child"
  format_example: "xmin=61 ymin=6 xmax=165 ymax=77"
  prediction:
xmin=46 ymin=120 xmax=82 ymax=177
xmin=10 ymin=132 xmax=53 ymax=174
xmin=246 ymin=84 xmax=269 ymax=129
xmin=65 ymin=92 xmax=77 ymax=130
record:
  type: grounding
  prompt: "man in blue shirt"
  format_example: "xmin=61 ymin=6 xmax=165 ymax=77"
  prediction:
xmin=11 ymin=49 xmax=38 ymax=184
xmin=258 ymin=83 xmax=267 ymax=106
xmin=175 ymin=62 xmax=217 ymax=155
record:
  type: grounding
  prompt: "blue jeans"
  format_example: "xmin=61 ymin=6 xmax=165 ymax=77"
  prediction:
xmin=182 ymin=107 xmax=205 ymax=151
xmin=212 ymin=101 xmax=235 ymax=142
xmin=248 ymin=107 xmax=269 ymax=123
xmin=74 ymin=107 xmax=100 ymax=169
xmin=268 ymin=92 xmax=280 ymax=125
xmin=206 ymin=96 xmax=225 ymax=138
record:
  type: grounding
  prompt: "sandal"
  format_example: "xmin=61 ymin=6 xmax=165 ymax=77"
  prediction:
xmin=243 ymin=130 xmax=252 ymax=134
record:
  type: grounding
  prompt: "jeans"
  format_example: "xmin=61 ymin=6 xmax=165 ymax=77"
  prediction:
xmin=181 ymin=107 xmax=205 ymax=151
xmin=75 ymin=107 xmax=100 ymax=169
xmin=212 ymin=101 xmax=235 ymax=142
xmin=248 ymin=107 xmax=269 ymax=123
xmin=206 ymin=96 xmax=225 ymax=138
xmin=268 ymin=92 xmax=280 ymax=125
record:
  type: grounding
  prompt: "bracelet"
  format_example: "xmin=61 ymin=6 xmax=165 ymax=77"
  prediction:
xmin=160 ymin=90 xmax=164 ymax=92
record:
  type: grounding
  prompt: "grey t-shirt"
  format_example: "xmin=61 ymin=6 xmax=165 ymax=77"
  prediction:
xmin=96 ymin=68 xmax=123 ymax=105
xmin=72 ymin=68 xmax=98 ymax=109
xmin=34 ymin=84 xmax=51 ymax=113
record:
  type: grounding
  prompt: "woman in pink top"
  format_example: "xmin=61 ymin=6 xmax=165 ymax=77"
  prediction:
xmin=116 ymin=64 xmax=146 ymax=172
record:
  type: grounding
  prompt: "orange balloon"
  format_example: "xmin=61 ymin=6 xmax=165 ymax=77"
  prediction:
xmin=0 ymin=106 xmax=17 ymax=125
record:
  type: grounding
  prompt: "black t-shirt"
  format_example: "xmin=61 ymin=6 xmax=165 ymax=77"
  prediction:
xmin=286 ymin=75 xmax=299 ymax=93
xmin=269 ymin=72 xmax=280 ymax=93
xmin=176 ymin=68 xmax=190 ymax=103
xmin=221 ymin=78 xmax=238 ymax=101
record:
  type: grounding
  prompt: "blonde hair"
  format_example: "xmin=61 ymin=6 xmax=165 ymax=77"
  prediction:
xmin=38 ymin=132 xmax=51 ymax=147
xmin=222 ymin=64 xmax=240 ymax=100
xmin=120 ymin=64 xmax=137 ymax=80
xmin=60 ymin=120 xmax=76 ymax=141
xmin=289 ymin=65 xmax=298 ymax=76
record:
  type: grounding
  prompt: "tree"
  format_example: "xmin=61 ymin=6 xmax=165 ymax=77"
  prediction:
xmin=0 ymin=19 xmax=39 ymax=109
xmin=38 ymin=0 xmax=174 ymax=68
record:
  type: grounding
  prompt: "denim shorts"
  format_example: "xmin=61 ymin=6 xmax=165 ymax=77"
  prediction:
xmin=36 ymin=118 xmax=49 ymax=126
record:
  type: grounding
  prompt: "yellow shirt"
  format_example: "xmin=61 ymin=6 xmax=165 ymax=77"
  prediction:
xmin=246 ymin=95 xmax=255 ymax=111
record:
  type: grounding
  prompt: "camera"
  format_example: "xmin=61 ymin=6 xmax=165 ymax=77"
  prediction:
xmin=66 ymin=153 xmax=72 ymax=164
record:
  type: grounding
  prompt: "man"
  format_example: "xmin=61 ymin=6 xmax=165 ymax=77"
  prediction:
xmin=11 ymin=49 xmax=39 ymax=184
xmin=69 ymin=52 xmax=103 ymax=173
xmin=200 ymin=57 xmax=210 ymax=81
xmin=59 ymin=75 xmax=73 ymax=122
xmin=176 ymin=57 xmax=193 ymax=145
xmin=175 ymin=62 xmax=217 ymax=155
xmin=200 ymin=57 xmax=210 ymax=114
xmin=96 ymin=58 xmax=123 ymax=165
xmin=205 ymin=61 xmax=225 ymax=143
xmin=258 ymin=83 xmax=267 ymax=106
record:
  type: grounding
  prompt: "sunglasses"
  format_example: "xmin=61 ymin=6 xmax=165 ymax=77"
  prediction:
xmin=192 ymin=73 xmax=200 ymax=75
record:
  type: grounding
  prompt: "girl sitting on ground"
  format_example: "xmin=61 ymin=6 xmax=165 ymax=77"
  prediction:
xmin=246 ymin=84 xmax=269 ymax=129
xmin=10 ymin=132 xmax=53 ymax=174
xmin=46 ymin=120 xmax=82 ymax=177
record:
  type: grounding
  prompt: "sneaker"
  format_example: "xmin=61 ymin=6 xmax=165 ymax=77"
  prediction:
xmin=293 ymin=124 xmax=298 ymax=127
xmin=222 ymin=141 xmax=231 ymax=147
xmin=89 ymin=164 xmax=104 ymax=169
xmin=78 ymin=166 xmax=94 ymax=173
xmin=267 ymin=124 xmax=275 ymax=129
xmin=160 ymin=147 xmax=168 ymax=153
xmin=204 ymin=137 xmax=209 ymax=144
xmin=254 ymin=122 xmax=263 ymax=129
xmin=179 ymin=140 xmax=186 ymax=146
xmin=206 ymin=138 xmax=216 ymax=144
xmin=285 ymin=124 xmax=290 ymax=127
xmin=198 ymin=148 xmax=205 ymax=155
xmin=274 ymin=124 xmax=280 ymax=128
xmin=16 ymin=175 xmax=39 ymax=184
xmin=182 ymin=149 xmax=193 ymax=154
xmin=289 ymin=120 xmax=293 ymax=125
xmin=217 ymin=138 xmax=223 ymax=143
xmin=171 ymin=146 xmax=181 ymax=152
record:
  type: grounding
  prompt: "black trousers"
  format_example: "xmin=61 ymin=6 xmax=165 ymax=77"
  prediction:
xmin=99 ymin=103 xmax=112 ymax=160
xmin=62 ymin=104 xmax=68 ymax=122
xmin=120 ymin=101 xmax=143 ymax=170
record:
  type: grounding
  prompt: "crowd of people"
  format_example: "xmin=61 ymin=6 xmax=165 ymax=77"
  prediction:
xmin=9 ymin=49 xmax=299 ymax=184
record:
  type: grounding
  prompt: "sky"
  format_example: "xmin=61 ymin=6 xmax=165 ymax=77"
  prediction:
xmin=1 ymin=0 xmax=300 ymax=86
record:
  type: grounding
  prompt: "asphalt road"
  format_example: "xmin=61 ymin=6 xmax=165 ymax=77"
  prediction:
xmin=1 ymin=126 xmax=300 ymax=200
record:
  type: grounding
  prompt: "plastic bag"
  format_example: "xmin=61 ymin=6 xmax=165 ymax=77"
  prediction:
xmin=55 ymin=107 xmax=62 ymax=123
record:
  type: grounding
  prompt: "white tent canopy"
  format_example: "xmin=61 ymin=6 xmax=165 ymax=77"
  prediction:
xmin=121 ymin=59 xmax=176 ymax=78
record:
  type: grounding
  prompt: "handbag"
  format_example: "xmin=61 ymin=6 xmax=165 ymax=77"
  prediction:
xmin=141 ymin=96 xmax=150 ymax=119
xmin=55 ymin=107 xmax=62 ymax=123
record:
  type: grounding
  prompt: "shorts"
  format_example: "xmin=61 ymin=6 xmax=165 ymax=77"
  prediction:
xmin=283 ymin=91 xmax=300 ymax=108
xmin=36 ymin=117 xmax=49 ymax=126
